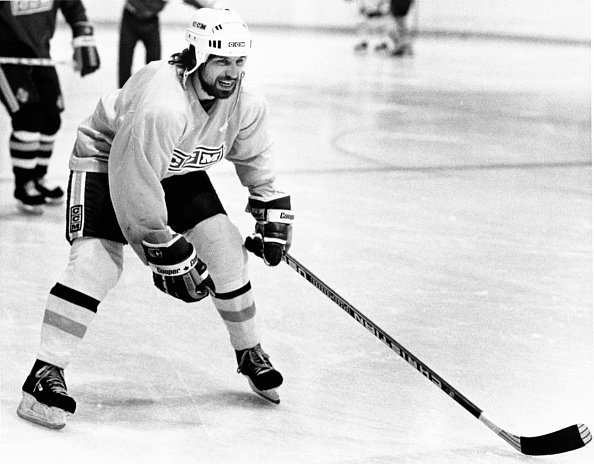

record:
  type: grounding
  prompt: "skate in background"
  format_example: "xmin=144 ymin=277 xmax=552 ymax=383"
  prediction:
xmin=387 ymin=0 xmax=416 ymax=56
xmin=344 ymin=0 xmax=392 ymax=53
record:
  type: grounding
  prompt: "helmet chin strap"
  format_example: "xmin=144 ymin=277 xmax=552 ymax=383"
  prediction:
xmin=181 ymin=60 xmax=202 ymax=89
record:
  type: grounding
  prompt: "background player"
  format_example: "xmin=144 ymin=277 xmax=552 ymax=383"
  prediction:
xmin=118 ymin=0 xmax=226 ymax=88
xmin=16 ymin=8 xmax=293 ymax=430
xmin=0 ymin=0 xmax=100 ymax=214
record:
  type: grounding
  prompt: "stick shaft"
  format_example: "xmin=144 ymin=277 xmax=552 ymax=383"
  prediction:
xmin=282 ymin=252 xmax=591 ymax=455
xmin=282 ymin=252 xmax=483 ymax=417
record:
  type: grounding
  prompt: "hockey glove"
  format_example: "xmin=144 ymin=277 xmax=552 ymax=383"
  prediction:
xmin=245 ymin=196 xmax=293 ymax=266
xmin=142 ymin=234 xmax=215 ymax=303
xmin=72 ymin=22 xmax=100 ymax=77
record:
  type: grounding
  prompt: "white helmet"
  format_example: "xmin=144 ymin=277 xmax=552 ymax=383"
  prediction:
xmin=185 ymin=8 xmax=251 ymax=66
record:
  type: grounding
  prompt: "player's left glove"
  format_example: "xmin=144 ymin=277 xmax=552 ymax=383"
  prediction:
xmin=244 ymin=195 xmax=293 ymax=266
xmin=72 ymin=22 xmax=100 ymax=77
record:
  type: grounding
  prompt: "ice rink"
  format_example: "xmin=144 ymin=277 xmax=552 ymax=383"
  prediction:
xmin=1 ymin=20 xmax=592 ymax=464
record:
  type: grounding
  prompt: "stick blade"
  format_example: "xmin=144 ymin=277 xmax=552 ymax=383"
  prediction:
xmin=520 ymin=424 xmax=592 ymax=456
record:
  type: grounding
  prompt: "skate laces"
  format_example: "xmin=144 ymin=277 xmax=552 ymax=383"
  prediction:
xmin=35 ymin=365 xmax=68 ymax=395
xmin=237 ymin=345 xmax=272 ymax=374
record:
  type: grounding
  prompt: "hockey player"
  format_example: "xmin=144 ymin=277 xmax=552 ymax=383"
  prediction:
xmin=16 ymin=8 xmax=293 ymax=430
xmin=0 ymin=0 xmax=100 ymax=214
xmin=118 ymin=0 xmax=226 ymax=88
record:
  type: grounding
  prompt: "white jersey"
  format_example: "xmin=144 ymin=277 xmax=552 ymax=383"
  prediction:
xmin=70 ymin=60 xmax=281 ymax=248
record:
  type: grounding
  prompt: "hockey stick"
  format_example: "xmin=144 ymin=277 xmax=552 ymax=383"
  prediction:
xmin=282 ymin=252 xmax=592 ymax=456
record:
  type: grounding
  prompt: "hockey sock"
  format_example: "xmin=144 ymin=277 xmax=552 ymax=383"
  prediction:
xmin=33 ymin=132 xmax=57 ymax=179
xmin=37 ymin=238 xmax=124 ymax=367
xmin=11 ymin=130 xmax=40 ymax=185
xmin=38 ymin=283 xmax=100 ymax=368
xmin=185 ymin=214 xmax=261 ymax=350
xmin=213 ymin=281 xmax=260 ymax=351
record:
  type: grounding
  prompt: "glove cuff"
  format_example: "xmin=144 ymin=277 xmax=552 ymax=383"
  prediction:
xmin=72 ymin=36 xmax=96 ymax=48
xmin=266 ymin=209 xmax=294 ymax=224
xmin=142 ymin=234 xmax=200 ymax=276
xmin=73 ymin=22 xmax=94 ymax=36
xmin=248 ymin=195 xmax=292 ymax=221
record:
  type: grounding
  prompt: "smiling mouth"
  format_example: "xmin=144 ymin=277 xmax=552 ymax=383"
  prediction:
xmin=218 ymin=79 xmax=236 ymax=89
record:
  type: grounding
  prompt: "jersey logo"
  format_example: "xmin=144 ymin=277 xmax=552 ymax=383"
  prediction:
xmin=11 ymin=0 xmax=54 ymax=16
xmin=169 ymin=144 xmax=225 ymax=172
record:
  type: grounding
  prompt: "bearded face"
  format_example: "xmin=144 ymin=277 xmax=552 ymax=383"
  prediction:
xmin=198 ymin=55 xmax=246 ymax=99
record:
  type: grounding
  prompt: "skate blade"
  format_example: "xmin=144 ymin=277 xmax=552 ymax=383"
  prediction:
xmin=247 ymin=379 xmax=280 ymax=404
xmin=16 ymin=202 xmax=44 ymax=215
xmin=45 ymin=197 xmax=65 ymax=205
xmin=16 ymin=392 xmax=70 ymax=430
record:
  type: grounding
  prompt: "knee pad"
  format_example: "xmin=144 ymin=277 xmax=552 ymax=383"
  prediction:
xmin=61 ymin=238 xmax=124 ymax=301
xmin=41 ymin=112 xmax=61 ymax=136
xmin=185 ymin=214 xmax=248 ymax=292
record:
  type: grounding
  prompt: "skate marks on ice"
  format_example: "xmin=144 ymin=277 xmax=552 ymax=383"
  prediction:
xmin=65 ymin=355 xmax=280 ymax=429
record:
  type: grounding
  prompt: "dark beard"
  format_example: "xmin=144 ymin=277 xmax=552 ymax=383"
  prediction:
xmin=198 ymin=67 xmax=236 ymax=99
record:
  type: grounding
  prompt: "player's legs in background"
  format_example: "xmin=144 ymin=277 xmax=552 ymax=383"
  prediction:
xmin=354 ymin=15 xmax=372 ymax=52
xmin=118 ymin=8 xmax=140 ymax=88
xmin=388 ymin=0 xmax=414 ymax=56
xmin=32 ymin=65 xmax=65 ymax=204
xmin=0 ymin=61 xmax=46 ymax=213
xmin=9 ymin=102 xmax=46 ymax=214
xmin=139 ymin=15 xmax=162 ymax=65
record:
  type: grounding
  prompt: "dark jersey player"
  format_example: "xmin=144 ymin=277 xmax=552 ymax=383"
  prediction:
xmin=0 ymin=0 xmax=100 ymax=214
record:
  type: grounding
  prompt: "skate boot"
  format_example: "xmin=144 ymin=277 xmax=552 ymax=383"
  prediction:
xmin=34 ymin=177 xmax=65 ymax=205
xmin=236 ymin=344 xmax=283 ymax=404
xmin=390 ymin=43 xmax=413 ymax=57
xmin=14 ymin=180 xmax=46 ymax=215
xmin=374 ymin=41 xmax=389 ymax=52
xmin=353 ymin=41 xmax=368 ymax=53
xmin=17 ymin=360 xmax=76 ymax=429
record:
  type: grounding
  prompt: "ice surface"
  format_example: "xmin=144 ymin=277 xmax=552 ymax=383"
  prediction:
xmin=1 ymin=25 xmax=592 ymax=464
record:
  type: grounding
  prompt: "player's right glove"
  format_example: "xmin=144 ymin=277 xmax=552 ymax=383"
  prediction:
xmin=244 ymin=195 xmax=293 ymax=266
xmin=142 ymin=234 xmax=215 ymax=303
xmin=72 ymin=22 xmax=100 ymax=77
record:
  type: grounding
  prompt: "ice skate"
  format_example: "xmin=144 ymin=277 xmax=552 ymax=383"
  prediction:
xmin=34 ymin=177 xmax=65 ymax=204
xmin=353 ymin=41 xmax=368 ymax=53
xmin=390 ymin=43 xmax=413 ymax=57
xmin=374 ymin=41 xmax=389 ymax=52
xmin=236 ymin=344 xmax=282 ymax=404
xmin=17 ymin=360 xmax=76 ymax=430
xmin=14 ymin=180 xmax=46 ymax=215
